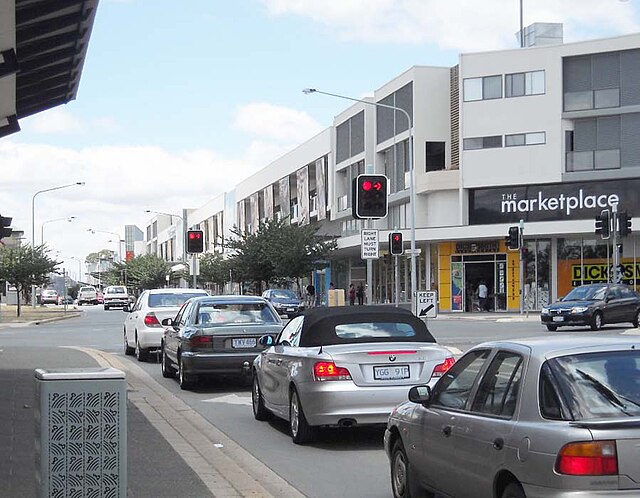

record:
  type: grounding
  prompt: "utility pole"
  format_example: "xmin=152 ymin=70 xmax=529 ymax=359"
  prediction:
xmin=519 ymin=219 xmax=525 ymax=315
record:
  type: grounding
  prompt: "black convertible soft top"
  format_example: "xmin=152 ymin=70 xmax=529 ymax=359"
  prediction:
xmin=298 ymin=305 xmax=436 ymax=347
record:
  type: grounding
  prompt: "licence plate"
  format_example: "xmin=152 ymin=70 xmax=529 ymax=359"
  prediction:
xmin=374 ymin=365 xmax=410 ymax=380
xmin=286 ymin=308 xmax=295 ymax=312
xmin=552 ymin=316 xmax=564 ymax=322
xmin=232 ymin=338 xmax=256 ymax=348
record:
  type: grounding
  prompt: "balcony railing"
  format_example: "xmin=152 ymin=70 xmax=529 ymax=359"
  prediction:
xmin=566 ymin=149 xmax=620 ymax=172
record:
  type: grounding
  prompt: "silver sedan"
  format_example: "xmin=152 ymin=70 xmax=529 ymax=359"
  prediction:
xmin=252 ymin=305 xmax=455 ymax=444
xmin=385 ymin=335 xmax=640 ymax=498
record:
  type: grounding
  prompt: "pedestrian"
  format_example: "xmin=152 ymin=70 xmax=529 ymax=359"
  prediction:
xmin=348 ymin=284 xmax=356 ymax=305
xmin=356 ymin=283 xmax=364 ymax=305
xmin=306 ymin=283 xmax=315 ymax=307
xmin=478 ymin=280 xmax=489 ymax=312
xmin=329 ymin=282 xmax=335 ymax=290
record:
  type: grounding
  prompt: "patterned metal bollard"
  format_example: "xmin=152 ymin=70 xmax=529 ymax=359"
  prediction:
xmin=35 ymin=368 xmax=127 ymax=498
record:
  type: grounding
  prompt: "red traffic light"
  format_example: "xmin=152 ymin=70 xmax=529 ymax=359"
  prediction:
xmin=189 ymin=232 xmax=202 ymax=240
xmin=362 ymin=180 xmax=373 ymax=191
xmin=373 ymin=181 xmax=383 ymax=191
xmin=393 ymin=234 xmax=401 ymax=241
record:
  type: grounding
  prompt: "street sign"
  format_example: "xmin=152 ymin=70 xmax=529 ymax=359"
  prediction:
xmin=361 ymin=229 xmax=379 ymax=260
xmin=414 ymin=290 xmax=437 ymax=318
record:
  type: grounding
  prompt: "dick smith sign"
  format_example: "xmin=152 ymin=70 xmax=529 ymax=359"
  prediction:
xmin=361 ymin=229 xmax=379 ymax=259
xmin=414 ymin=291 xmax=437 ymax=318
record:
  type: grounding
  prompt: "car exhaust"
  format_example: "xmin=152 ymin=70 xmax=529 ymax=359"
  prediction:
xmin=338 ymin=418 xmax=357 ymax=427
xmin=242 ymin=361 xmax=251 ymax=372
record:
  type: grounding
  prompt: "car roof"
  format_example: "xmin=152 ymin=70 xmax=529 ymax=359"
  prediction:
xmin=474 ymin=334 xmax=640 ymax=357
xmin=189 ymin=294 xmax=267 ymax=303
xmin=146 ymin=288 xmax=208 ymax=295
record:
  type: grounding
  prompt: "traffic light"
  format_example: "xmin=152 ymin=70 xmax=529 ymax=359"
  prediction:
xmin=595 ymin=209 xmax=610 ymax=239
xmin=352 ymin=174 xmax=388 ymax=219
xmin=0 ymin=214 xmax=12 ymax=241
xmin=186 ymin=229 xmax=204 ymax=253
xmin=505 ymin=226 xmax=520 ymax=250
xmin=389 ymin=232 xmax=403 ymax=255
xmin=619 ymin=211 xmax=632 ymax=238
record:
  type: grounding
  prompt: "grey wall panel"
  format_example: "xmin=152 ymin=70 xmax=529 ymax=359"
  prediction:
xmin=592 ymin=52 xmax=620 ymax=90
xmin=297 ymin=166 xmax=310 ymax=226
xmin=377 ymin=94 xmax=395 ymax=144
xmin=564 ymin=55 xmax=592 ymax=92
xmin=621 ymin=112 xmax=640 ymax=169
xmin=336 ymin=121 xmax=349 ymax=164
xmin=597 ymin=116 xmax=621 ymax=150
xmin=351 ymin=111 xmax=365 ymax=156
xmin=621 ymin=50 xmax=640 ymax=106
xmin=574 ymin=119 xmax=597 ymax=151
xmin=395 ymin=82 xmax=413 ymax=133
xmin=315 ymin=157 xmax=326 ymax=221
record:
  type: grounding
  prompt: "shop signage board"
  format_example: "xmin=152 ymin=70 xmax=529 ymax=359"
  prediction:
xmin=414 ymin=291 xmax=438 ymax=318
xmin=469 ymin=178 xmax=640 ymax=224
xmin=361 ymin=229 xmax=379 ymax=260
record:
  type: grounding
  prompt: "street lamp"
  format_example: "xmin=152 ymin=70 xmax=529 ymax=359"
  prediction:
xmin=303 ymin=88 xmax=418 ymax=306
xmin=31 ymin=181 xmax=85 ymax=306
xmin=68 ymin=256 xmax=83 ymax=283
xmin=87 ymin=229 xmax=123 ymax=262
xmin=41 ymin=216 xmax=76 ymax=245
xmin=145 ymin=209 xmax=187 ymax=264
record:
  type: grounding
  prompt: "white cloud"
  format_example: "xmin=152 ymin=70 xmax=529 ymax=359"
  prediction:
xmin=22 ymin=107 xmax=122 ymax=135
xmin=233 ymin=102 xmax=323 ymax=143
xmin=261 ymin=0 xmax=640 ymax=51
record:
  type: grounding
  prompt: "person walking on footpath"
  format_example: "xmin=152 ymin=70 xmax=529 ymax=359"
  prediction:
xmin=306 ymin=283 xmax=315 ymax=308
xmin=348 ymin=284 xmax=356 ymax=306
xmin=478 ymin=280 xmax=489 ymax=312
xmin=356 ymin=283 xmax=364 ymax=305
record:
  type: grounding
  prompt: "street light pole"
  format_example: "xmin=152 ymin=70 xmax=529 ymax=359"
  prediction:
xmin=31 ymin=182 xmax=84 ymax=306
xmin=303 ymin=88 xmax=418 ymax=306
xmin=41 ymin=216 xmax=76 ymax=245
xmin=87 ymin=229 xmax=123 ymax=262
xmin=69 ymin=256 xmax=83 ymax=282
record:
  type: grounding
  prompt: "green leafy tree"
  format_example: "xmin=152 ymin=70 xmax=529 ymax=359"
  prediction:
xmin=85 ymin=249 xmax=115 ymax=264
xmin=103 ymin=255 xmax=173 ymax=293
xmin=0 ymin=244 xmax=60 ymax=317
xmin=198 ymin=252 xmax=231 ymax=291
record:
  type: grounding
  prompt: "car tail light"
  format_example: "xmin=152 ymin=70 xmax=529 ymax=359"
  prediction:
xmin=313 ymin=361 xmax=351 ymax=381
xmin=190 ymin=335 xmax=213 ymax=346
xmin=556 ymin=441 xmax=618 ymax=476
xmin=144 ymin=313 xmax=161 ymax=327
xmin=432 ymin=357 xmax=456 ymax=377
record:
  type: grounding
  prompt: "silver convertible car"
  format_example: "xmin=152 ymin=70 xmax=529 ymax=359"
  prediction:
xmin=385 ymin=335 xmax=640 ymax=498
xmin=252 ymin=306 xmax=456 ymax=444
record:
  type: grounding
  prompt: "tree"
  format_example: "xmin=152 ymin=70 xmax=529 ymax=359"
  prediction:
xmin=0 ymin=244 xmax=60 ymax=317
xmin=198 ymin=252 xmax=231 ymax=291
xmin=103 ymin=254 xmax=174 ymax=293
xmin=85 ymin=249 xmax=115 ymax=264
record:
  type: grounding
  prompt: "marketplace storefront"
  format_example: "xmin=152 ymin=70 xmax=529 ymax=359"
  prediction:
xmin=435 ymin=178 xmax=640 ymax=312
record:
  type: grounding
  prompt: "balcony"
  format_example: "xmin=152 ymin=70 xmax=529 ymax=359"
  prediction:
xmin=566 ymin=149 xmax=620 ymax=172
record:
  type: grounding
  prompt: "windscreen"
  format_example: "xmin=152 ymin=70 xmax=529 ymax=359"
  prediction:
xmin=148 ymin=293 xmax=207 ymax=308
xmin=80 ymin=287 xmax=95 ymax=292
xmin=271 ymin=290 xmax=298 ymax=300
xmin=564 ymin=285 xmax=607 ymax=301
xmin=106 ymin=287 xmax=126 ymax=294
xmin=548 ymin=350 xmax=640 ymax=419
xmin=197 ymin=302 xmax=279 ymax=326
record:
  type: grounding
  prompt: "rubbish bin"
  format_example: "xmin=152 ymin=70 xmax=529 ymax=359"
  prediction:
xmin=35 ymin=367 xmax=127 ymax=498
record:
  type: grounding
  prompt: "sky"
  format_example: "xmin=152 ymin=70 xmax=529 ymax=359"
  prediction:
xmin=1 ymin=0 xmax=639 ymax=280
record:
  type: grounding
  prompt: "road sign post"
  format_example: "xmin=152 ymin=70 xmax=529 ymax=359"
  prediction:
xmin=414 ymin=291 xmax=438 ymax=319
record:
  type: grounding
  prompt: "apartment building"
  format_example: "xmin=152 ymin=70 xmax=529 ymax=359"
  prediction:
xmin=159 ymin=25 xmax=640 ymax=312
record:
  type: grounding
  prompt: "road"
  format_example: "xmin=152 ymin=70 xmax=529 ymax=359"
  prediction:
xmin=2 ymin=306 xmax=637 ymax=498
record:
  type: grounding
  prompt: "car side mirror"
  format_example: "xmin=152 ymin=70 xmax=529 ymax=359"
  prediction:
xmin=161 ymin=318 xmax=174 ymax=327
xmin=408 ymin=385 xmax=432 ymax=405
xmin=259 ymin=335 xmax=274 ymax=347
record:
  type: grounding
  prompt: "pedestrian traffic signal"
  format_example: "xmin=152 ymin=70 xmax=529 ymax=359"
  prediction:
xmin=186 ymin=230 xmax=204 ymax=253
xmin=0 ymin=214 xmax=12 ymax=241
xmin=352 ymin=174 xmax=388 ymax=219
xmin=505 ymin=226 xmax=520 ymax=250
xmin=595 ymin=209 xmax=610 ymax=239
xmin=619 ymin=211 xmax=632 ymax=238
xmin=389 ymin=232 xmax=403 ymax=255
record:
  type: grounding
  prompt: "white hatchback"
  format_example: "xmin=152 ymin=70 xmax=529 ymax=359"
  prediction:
xmin=123 ymin=288 xmax=209 ymax=361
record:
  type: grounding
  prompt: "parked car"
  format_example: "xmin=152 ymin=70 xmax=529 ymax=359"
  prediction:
xmin=262 ymin=289 xmax=305 ymax=318
xmin=103 ymin=285 xmax=129 ymax=310
xmin=39 ymin=289 xmax=59 ymax=305
xmin=385 ymin=335 xmax=640 ymax=498
xmin=77 ymin=285 xmax=98 ymax=305
xmin=541 ymin=283 xmax=640 ymax=331
xmin=123 ymin=288 xmax=209 ymax=361
xmin=161 ymin=295 xmax=283 ymax=390
xmin=252 ymin=305 xmax=455 ymax=444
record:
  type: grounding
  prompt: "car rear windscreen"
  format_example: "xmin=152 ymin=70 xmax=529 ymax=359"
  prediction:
xmin=148 ymin=293 xmax=208 ymax=308
xmin=197 ymin=303 xmax=279 ymax=326
xmin=335 ymin=322 xmax=417 ymax=339
xmin=546 ymin=350 xmax=640 ymax=419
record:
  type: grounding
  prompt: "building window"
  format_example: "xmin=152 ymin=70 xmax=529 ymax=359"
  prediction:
xmin=505 ymin=70 xmax=545 ymax=97
xmin=463 ymin=135 xmax=502 ymax=150
xmin=463 ymin=75 xmax=502 ymax=102
xmin=426 ymin=141 xmax=446 ymax=171
xmin=505 ymin=132 xmax=546 ymax=147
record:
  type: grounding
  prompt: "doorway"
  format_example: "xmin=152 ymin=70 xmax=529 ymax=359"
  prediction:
xmin=464 ymin=262 xmax=494 ymax=312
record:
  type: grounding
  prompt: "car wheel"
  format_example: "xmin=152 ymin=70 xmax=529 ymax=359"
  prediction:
xmin=546 ymin=324 xmax=558 ymax=332
xmin=161 ymin=343 xmax=176 ymax=378
xmin=135 ymin=335 xmax=149 ymax=362
xmin=632 ymin=309 xmax=640 ymax=328
xmin=289 ymin=388 xmax=316 ymax=444
xmin=502 ymin=482 xmax=526 ymax=498
xmin=78 ymin=302 xmax=82 ymax=306
xmin=591 ymin=311 xmax=603 ymax=331
xmin=124 ymin=331 xmax=134 ymax=356
xmin=390 ymin=439 xmax=429 ymax=498
xmin=178 ymin=356 xmax=196 ymax=390
xmin=252 ymin=374 xmax=271 ymax=421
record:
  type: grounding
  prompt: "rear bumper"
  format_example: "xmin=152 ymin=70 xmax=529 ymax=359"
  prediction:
xmin=522 ymin=482 xmax=640 ymax=498
xmin=103 ymin=299 xmax=128 ymax=307
xmin=181 ymin=351 xmax=258 ymax=375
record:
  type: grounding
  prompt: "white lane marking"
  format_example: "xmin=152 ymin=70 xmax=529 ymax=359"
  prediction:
xmin=622 ymin=328 xmax=640 ymax=335
xmin=201 ymin=393 xmax=252 ymax=406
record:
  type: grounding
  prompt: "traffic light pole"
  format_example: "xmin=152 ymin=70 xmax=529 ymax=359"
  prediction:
xmin=395 ymin=255 xmax=400 ymax=308
xmin=192 ymin=254 xmax=197 ymax=289
xmin=612 ymin=203 xmax=619 ymax=284
xmin=519 ymin=220 xmax=524 ymax=315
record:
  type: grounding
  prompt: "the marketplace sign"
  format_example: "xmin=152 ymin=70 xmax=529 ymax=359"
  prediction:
xmin=469 ymin=178 xmax=640 ymax=224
